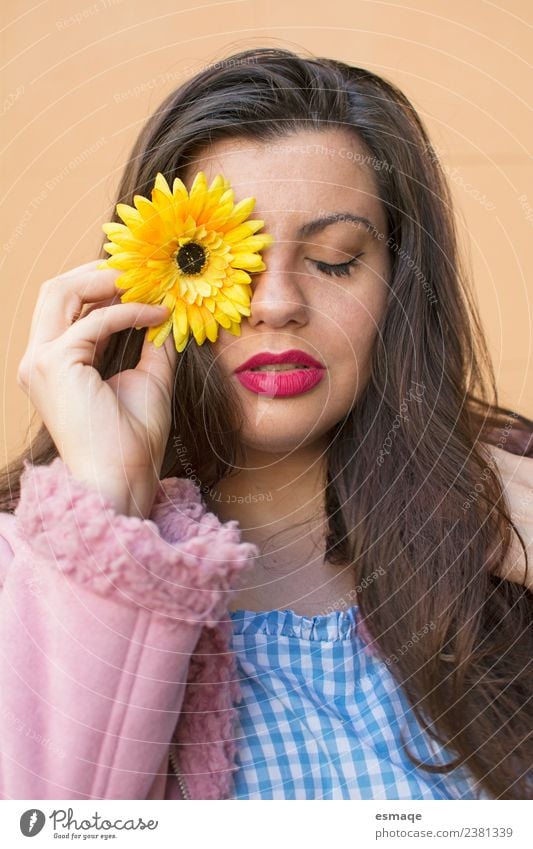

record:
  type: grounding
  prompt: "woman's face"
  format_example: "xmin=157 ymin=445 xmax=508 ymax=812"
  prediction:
xmin=183 ymin=129 xmax=391 ymax=455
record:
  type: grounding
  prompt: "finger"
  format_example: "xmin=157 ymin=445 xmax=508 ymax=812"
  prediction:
xmin=79 ymin=292 xmax=124 ymax=367
xmin=502 ymin=480 xmax=533 ymax=525
xmin=61 ymin=302 xmax=170 ymax=365
xmin=58 ymin=259 xmax=108 ymax=278
xmin=78 ymin=290 xmax=122 ymax=318
xmin=136 ymin=315 xmax=178 ymax=397
xmin=499 ymin=524 xmax=529 ymax=585
xmin=29 ymin=263 xmax=126 ymax=348
xmin=486 ymin=444 xmax=533 ymax=490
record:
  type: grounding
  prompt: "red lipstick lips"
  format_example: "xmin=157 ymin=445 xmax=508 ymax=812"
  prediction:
xmin=235 ymin=349 xmax=324 ymax=372
xmin=234 ymin=349 xmax=326 ymax=397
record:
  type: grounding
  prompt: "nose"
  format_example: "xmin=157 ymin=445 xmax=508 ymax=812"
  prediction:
xmin=246 ymin=254 xmax=308 ymax=330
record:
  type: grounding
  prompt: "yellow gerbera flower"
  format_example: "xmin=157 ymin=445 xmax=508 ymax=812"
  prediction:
xmin=99 ymin=171 xmax=274 ymax=352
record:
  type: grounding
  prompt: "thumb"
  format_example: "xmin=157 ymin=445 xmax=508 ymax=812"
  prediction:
xmin=137 ymin=315 xmax=178 ymax=395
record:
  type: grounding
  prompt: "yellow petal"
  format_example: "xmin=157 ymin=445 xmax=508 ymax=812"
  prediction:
xmin=231 ymin=234 xmax=273 ymax=253
xmin=116 ymin=203 xmax=142 ymax=228
xmin=162 ymin=291 xmax=176 ymax=311
xmin=182 ymin=288 xmax=197 ymax=305
xmin=219 ymin=197 xmax=256 ymax=232
xmin=103 ymin=242 xmax=122 ymax=256
xmin=133 ymin=198 xmax=168 ymax=240
xmin=153 ymin=173 xmax=172 ymax=197
xmin=189 ymin=171 xmax=207 ymax=194
xmin=214 ymin=309 xmax=232 ymax=329
xmin=224 ymin=220 xmax=265 ymax=244
xmin=114 ymin=267 xmax=157 ymax=288
xmin=218 ymin=187 xmax=234 ymax=204
xmin=197 ymin=177 xmax=229 ymax=224
xmin=187 ymin=303 xmax=206 ymax=345
xmin=146 ymin=316 xmax=173 ymax=347
xmin=102 ymin=222 xmax=130 ymax=238
xmin=203 ymin=307 xmax=219 ymax=342
xmin=105 ymin=253 xmax=145 ymax=270
xmin=179 ymin=215 xmax=198 ymax=238
xmin=222 ymin=284 xmax=251 ymax=306
xmin=203 ymin=231 xmax=224 ymax=248
xmin=133 ymin=195 xmax=157 ymax=218
xmin=215 ymin=296 xmax=241 ymax=321
xmin=151 ymin=191 xmax=178 ymax=231
xmin=230 ymin=253 xmax=264 ymax=270
xmin=172 ymin=315 xmax=189 ymax=353
xmin=120 ymin=279 xmax=165 ymax=303
xmin=228 ymin=269 xmax=252 ymax=285
xmin=172 ymin=177 xmax=189 ymax=201
xmin=194 ymin=277 xmax=212 ymax=298
xmin=204 ymin=189 xmax=234 ymax=222
xmin=208 ymin=255 xmax=229 ymax=272
xmin=188 ymin=172 xmax=208 ymax=221
xmin=173 ymin=298 xmax=189 ymax=337
xmin=204 ymin=266 xmax=226 ymax=285
xmin=202 ymin=199 xmax=236 ymax=230
xmin=207 ymin=174 xmax=226 ymax=194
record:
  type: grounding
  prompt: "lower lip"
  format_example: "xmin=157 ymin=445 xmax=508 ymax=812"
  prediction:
xmin=235 ymin=367 xmax=325 ymax=397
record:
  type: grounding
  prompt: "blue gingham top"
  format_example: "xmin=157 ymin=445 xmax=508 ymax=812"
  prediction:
xmin=229 ymin=604 xmax=490 ymax=800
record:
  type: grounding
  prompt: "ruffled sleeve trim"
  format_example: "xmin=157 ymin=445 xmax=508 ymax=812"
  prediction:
xmin=14 ymin=457 xmax=259 ymax=628
xmin=230 ymin=603 xmax=376 ymax=647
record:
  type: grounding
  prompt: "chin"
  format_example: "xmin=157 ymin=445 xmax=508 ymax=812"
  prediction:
xmin=239 ymin=418 xmax=336 ymax=456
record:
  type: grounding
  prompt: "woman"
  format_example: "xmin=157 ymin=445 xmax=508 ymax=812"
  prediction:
xmin=0 ymin=47 xmax=532 ymax=801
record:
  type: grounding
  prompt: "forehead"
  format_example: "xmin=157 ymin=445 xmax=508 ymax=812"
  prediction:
xmin=182 ymin=129 xmax=386 ymax=234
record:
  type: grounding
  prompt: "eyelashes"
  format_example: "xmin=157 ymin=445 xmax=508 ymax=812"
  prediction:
xmin=310 ymin=253 xmax=365 ymax=278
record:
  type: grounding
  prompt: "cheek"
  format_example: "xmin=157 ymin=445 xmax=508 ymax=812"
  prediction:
xmin=328 ymin=292 xmax=385 ymax=365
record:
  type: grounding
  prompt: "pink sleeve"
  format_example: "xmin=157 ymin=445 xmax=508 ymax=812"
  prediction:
xmin=0 ymin=457 xmax=257 ymax=800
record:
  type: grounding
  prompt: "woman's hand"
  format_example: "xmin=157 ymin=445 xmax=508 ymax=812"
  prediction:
xmin=482 ymin=443 xmax=533 ymax=591
xmin=17 ymin=260 xmax=176 ymax=518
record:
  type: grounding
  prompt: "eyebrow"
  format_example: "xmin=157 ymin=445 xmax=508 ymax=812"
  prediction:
xmin=296 ymin=212 xmax=381 ymax=240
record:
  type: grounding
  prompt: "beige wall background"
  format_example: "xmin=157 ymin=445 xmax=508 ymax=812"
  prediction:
xmin=1 ymin=0 xmax=532 ymax=464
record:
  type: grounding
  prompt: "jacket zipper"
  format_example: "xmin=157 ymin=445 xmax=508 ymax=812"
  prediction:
xmin=169 ymin=744 xmax=191 ymax=800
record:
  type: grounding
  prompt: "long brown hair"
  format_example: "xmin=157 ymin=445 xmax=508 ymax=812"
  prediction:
xmin=2 ymin=47 xmax=532 ymax=799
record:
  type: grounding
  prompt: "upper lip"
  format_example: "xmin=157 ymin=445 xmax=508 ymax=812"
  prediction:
xmin=234 ymin=349 xmax=325 ymax=372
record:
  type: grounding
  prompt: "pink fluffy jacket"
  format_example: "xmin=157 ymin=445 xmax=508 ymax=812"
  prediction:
xmin=1 ymin=425 xmax=531 ymax=800
xmin=0 ymin=457 xmax=267 ymax=800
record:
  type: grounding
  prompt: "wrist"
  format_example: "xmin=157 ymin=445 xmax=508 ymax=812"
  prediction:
xmin=62 ymin=462 xmax=156 ymax=519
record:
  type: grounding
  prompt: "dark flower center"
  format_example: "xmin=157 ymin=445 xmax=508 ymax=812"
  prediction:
xmin=176 ymin=241 xmax=207 ymax=275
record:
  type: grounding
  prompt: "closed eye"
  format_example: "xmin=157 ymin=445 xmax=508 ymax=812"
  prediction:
xmin=310 ymin=253 xmax=365 ymax=278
